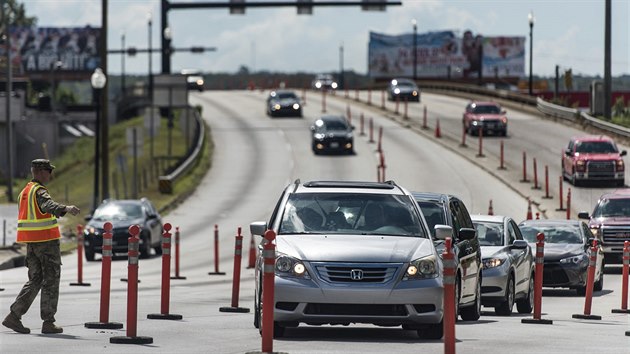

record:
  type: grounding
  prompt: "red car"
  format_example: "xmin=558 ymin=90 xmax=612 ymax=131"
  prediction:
xmin=562 ymin=135 xmax=626 ymax=187
xmin=462 ymin=101 xmax=508 ymax=136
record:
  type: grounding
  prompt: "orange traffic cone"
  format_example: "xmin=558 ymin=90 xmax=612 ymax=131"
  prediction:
xmin=488 ymin=200 xmax=494 ymax=215
xmin=526 ymin=199 xmax=533 ymax=220
xmin=435 ymin=119 xmax=442 ymax=138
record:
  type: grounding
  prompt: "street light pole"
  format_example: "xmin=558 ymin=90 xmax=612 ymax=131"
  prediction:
xmin=528 ymin=11 xmax=534 ymax=96
xmin=2 ymin=0 xmax=14 ymax=202
xmin=339 ymin=42 xmax=344 ymax=90
xmin=148 ymin=11 xmax=155 ymax=160
xmin=412 ymin=19 xmax=417 ymax=81
xmin=90 ymin=68 xmax=107 ymax=212
xmin=121 ymin=31 xmax=125 ymax=96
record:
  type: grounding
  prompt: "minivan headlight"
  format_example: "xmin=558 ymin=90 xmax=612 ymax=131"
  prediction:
xmin=275 ymin=253 xmax=310 ymax=279
xmin=404 ymin=255 xmax=438 ymax=280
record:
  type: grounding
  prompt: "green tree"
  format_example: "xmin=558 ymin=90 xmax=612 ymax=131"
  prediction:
xmin=0 ymin=0 xmax=37 ymax=30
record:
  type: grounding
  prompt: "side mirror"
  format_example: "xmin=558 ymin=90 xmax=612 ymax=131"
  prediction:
xmin=310 ymin=126 xmax=316 ymax=131
xmin=621 ymin=150 xmax=627 ymax=157
xmin=458 ymin=228 xmax=477 ymax=241
xmin=434 ymin=224 xmax=453 ymax=240
xmin=587 ymin=237 xmax=597 ymax=247
xmin=84 ymin=214 xmax=92 ymax=222
xmin=512 ymin=239 xmax=529 ymax=250
xmin=577 ymin=211 xmax=590 ymax=220
xmin=250 ymin=221 xmax=268 ymax=236
xmin=565 ymin=149 xmax=572 ymax=156
xmin=501 ymin=110 xmax=507 ymax=115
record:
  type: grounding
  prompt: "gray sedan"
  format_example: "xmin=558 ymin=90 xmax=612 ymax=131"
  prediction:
xmin=472 ymin=214 xmax=535 ymax=316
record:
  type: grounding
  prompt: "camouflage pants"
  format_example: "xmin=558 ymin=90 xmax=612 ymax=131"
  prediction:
xmin=9 ymin=239 xmax=61 ymax=322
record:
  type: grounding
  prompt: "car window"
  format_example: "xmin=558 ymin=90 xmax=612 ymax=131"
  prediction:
xmin=473 ymin=221 xmax=504 ymax=246
xmin=592 ymin=198 xmax=630 ymax=217
xmin=277 ymin=92 xmax=297 ymax=100
xmin=507 ymin=222 xmax=517 ymax=244
xmin=93 ymin=202 xmax=143 ymax=221
xmin=575 ymin=141 xmax=618 ymax=154
xmin=519 ymin=224 xmax=583 ymax=244
xmin=416 ymin=201 xmax=446 ymax=238
xmin=509 ymin=220 xmax=524 ymax=241
xmin=452 ymin=200 xmax=474 ymax=229
xmin=472 ymin=105 xmax=501 ymax=114
xmin=324 ymin=120 xmax=349 ymax=131
xmin=278 ymin=193 xmax=425 ymax=237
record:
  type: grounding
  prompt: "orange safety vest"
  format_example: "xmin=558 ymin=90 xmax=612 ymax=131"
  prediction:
xmin=16 ymin=181 xmax=61 ymax=243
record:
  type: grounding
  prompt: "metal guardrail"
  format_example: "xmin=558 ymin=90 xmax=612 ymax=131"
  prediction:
xmin=158 ymin=107 xmax=205 ymax=194
xmin=419 ymin=81 xmax=630 ymax=141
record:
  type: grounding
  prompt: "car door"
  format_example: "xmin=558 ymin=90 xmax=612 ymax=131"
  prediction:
xmin=507 ymin=219 xmax=530 ymax=294
xmin=143 ymin=200 xmax=162 ymax=245
xmin=450 ymin=199 xmax=478 ymax=302
xmin=563 ymin=139 xmax=575 ymax=176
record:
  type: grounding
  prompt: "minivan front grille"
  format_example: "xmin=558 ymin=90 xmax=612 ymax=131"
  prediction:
xmin=313 ymin=263 xmax=400 ymax=283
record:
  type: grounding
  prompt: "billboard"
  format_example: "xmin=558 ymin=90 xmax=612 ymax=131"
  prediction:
xmin=368 ymin=30 xmax=525 ymax=80
xmin=0 ymin=26 xmax=101 ymax=75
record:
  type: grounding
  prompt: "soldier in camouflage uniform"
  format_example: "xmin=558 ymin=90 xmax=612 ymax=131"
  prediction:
xmin=2 ymin=159 xmax=80 ymax=334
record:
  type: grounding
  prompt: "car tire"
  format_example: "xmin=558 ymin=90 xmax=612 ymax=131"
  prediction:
xmin=516 ymin=272 xmax=534 ymax=314
xmin=417 ymin=321 xmax=443 ymax=340
xmin=460 ymin=276 xmax=482 ymax=321
xmin=594 ymin=272 xmax=604 ymax=292
xmin=495 ymin=275 xmax=514 ymax=316
xmin=576 ymin=286 xmax=587 ymax=296
xmin=84 ymin=246 xmax=95 ymax=262
xmin=139 ymin=232 xmax=151 ymax=259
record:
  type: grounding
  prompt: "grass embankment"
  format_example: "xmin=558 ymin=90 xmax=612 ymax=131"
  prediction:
xmin=1 ymin=109 xmax=213 ymax=246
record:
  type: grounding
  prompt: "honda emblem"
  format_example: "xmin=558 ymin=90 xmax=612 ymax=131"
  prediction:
xmin=350 ymin=269 xmax=363 ymax=281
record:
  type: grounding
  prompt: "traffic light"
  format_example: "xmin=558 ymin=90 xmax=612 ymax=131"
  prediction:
xmin=229 ymin=0 xmax=245 ymax=15
xmin=362 ymin=0 xmax=386 ymax=11
xmin=297 ymin=0 xmax=313 ymax=14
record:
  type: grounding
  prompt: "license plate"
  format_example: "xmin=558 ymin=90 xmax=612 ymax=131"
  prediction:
xmin=330 ymin=142 xmax=339 ymax=148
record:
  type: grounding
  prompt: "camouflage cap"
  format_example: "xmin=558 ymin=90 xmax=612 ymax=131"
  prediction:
xmin=31 ymin=159 xmax=56 ymax=171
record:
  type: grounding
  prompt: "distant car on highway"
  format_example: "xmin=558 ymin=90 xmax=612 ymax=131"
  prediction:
xmin=310 ymin=115 xmax=354 ymax=155
xmin=518 ymin=219 xmax=604 ymax=296
xmin=312 ymin=73 xmax=338 ymax=91
xmin=266 ymin=90 xmax=302 ymax=117
xmin=387 ymin=78 xmax=420 ymax=102
xmin=250 ymin=180 xmax=446 ymax=339
xmin=83 ymin=198 xmax=164 ymax=261
xmin=181 ymin=69 xmax=204 ymax=91
xmin=462 ymin=101 xmax=508 ymax=136
xmin=472 ymin=214 xmax=534 ymax=316
xmin=578 ymin=188 xmax=630 ymax=264
xmin=412 ymin=192 xmax=482 ymax=321
xmin=561 ymin=135 xmax=626 ymax=187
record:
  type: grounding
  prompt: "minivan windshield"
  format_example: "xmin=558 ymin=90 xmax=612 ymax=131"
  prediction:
xmin=279 ymin=193 xmax=426 ymax=237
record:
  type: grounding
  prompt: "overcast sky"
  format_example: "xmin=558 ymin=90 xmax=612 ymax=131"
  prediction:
xmin=23 ymin=0 xmax=630 ymax=77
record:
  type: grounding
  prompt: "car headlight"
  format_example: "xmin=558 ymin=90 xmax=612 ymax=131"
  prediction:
xmin=394 ymin=88 xmax=401 ymax=94
xmin=472 ymin=120 xmax=479 ymax=126
xmin=412 ymin=91 xmax=418 ymax=96
xmin=293 ymin=103 xmax=300 ymax=110
xmin=331 ymin=82 xmax=338 ymax=89
xmin=86 ymin=227 xmax=100 ymax=236
xmin=560 ymin=254 xmax=588 ymax=265
xmin=590 ymin=226 xmax=600 ymax=238
xmin=275 ymin=253 xmax=310 ymax=279
xmin=314 ymin=133 xmax=326 ymax=140
xmin=315 ymin=82 xmax=322 ymax=89
xmin=273 ymin=104 xmax=281 ymax=110
xmin=404 ymin=255 xmax=438 ymax=280
xmin=482 ymin=258 xmax=505 ymax=269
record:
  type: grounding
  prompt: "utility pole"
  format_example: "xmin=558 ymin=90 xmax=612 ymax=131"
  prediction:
xmin=100 ymin=0 xmax=110 ymax=200
xmin=604 ymin=0 xmax=611 ymax=120
xmin=1 ymin=0 xmax=14 ymax=202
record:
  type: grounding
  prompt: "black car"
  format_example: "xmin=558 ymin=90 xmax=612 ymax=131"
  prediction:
xmin=266 ymin=90 xmax=302 ymax=117
xmin=413 ymin=192 xmax=482 ymax=321
xmin=83 ymin=198 xmax=164 ymax=261
xmin=310 ymin=115 xmax=354 ymax=155
xmin=388 ymin=78 xmax=420 ymax=102
xmin=518 ymin=219 xmax=604 ymax=295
